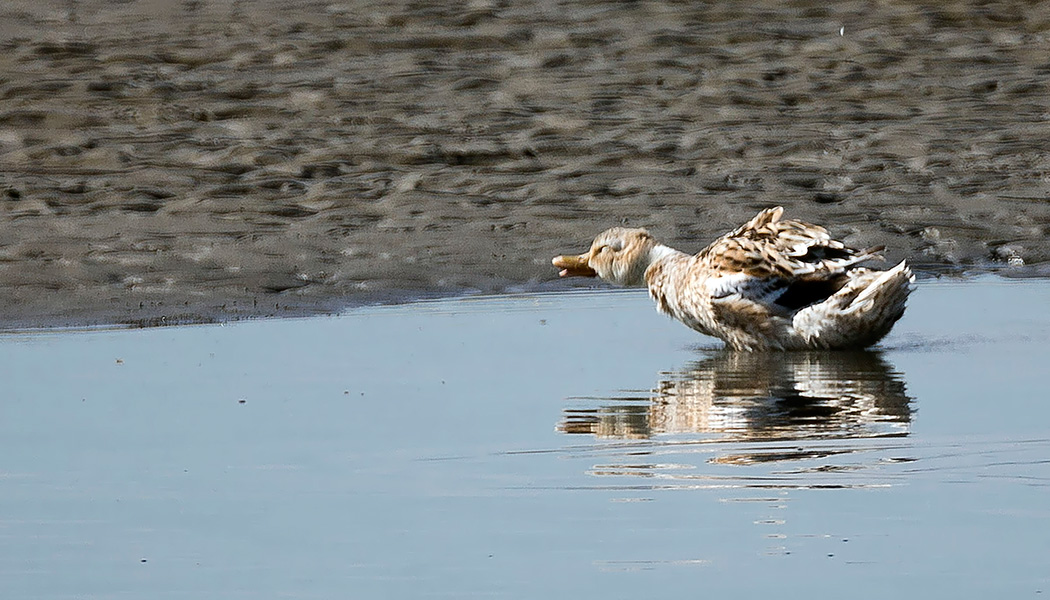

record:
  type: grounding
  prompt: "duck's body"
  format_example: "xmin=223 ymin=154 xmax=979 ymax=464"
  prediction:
xmin=552 ymin=207 xmax=913 ymax=350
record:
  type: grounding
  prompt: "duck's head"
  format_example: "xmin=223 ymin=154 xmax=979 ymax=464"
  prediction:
xmin=552 ymin=227 xmax=656 ymax=287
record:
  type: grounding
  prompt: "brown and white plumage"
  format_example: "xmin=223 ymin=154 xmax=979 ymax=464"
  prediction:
xmin=552 ymin=207 xmax=914 ymax=350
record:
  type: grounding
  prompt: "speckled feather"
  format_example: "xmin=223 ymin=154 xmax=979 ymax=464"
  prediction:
xmin=697 ymin=206 xmax=880 ymax=280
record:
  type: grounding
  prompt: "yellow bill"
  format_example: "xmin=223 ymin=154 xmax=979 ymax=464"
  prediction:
xmin=552 ymin=253 xmax=597 ymax=278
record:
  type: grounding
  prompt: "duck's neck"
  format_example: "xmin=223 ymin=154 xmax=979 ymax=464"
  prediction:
xmin=638 ymin=243 xmax=690 ymax=287
xmin=647 ymin=244 xmax=683 ymax=265
xmin=620 ymin=243 xmax=684 ymax=287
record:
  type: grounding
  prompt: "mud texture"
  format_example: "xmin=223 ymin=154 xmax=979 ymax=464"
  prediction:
xmin=2 ymin=0 xmax=1050 ymax=328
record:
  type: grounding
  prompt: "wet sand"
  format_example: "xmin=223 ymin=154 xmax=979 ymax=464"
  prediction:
xmin=2 ymin=0 xmax=1050 ymax=327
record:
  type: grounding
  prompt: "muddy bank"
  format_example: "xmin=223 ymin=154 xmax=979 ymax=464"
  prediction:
xmin=2 ymin=0 xmax=1050 ymax=328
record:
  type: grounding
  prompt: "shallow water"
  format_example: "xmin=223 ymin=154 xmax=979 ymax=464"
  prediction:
xmin=2 ymin=278 xmax=1049 ymax=598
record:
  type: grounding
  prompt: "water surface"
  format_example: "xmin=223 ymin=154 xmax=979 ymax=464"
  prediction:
xmin=1 ymin=278 xmax=1048 ymax=598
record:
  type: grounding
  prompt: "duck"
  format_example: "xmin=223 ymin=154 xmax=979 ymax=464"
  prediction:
xmin=552 ymin=207 xmax=914 ymax=350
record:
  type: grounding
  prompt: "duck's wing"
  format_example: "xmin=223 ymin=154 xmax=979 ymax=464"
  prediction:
xmin=697 ymin=207 xmax=883 ymax=312
xmin=698 ymin=206 xmax=882 ymax=280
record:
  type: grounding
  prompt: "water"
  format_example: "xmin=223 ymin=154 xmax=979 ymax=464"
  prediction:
xmin=1 ymin=278 xmax=1048 ymax=598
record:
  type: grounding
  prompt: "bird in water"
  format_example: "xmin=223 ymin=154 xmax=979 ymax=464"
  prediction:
xmin=552 ymin=207 xmax=914 ymax=350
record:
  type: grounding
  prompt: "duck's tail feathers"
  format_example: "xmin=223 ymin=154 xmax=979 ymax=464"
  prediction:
xmin=792 ymin=261 xmax=915 ymax=349
xmin=847 ymin=260 xmax=914 ymax=313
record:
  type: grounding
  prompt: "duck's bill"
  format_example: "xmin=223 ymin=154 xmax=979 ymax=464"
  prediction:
xmin=552 ymin=254 xmax=597 ymax=277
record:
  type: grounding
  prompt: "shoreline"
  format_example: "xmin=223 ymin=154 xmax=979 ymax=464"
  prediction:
xmin=0 ymin=265 xmax=1038 ymax=333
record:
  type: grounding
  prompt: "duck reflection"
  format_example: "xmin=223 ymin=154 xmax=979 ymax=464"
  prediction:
xmin=559 ymin=350 xmax=911 ymax=443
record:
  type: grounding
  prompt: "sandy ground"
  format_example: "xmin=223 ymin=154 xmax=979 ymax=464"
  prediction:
xmin=2 ymin=0 xmax=1050 ymax=328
